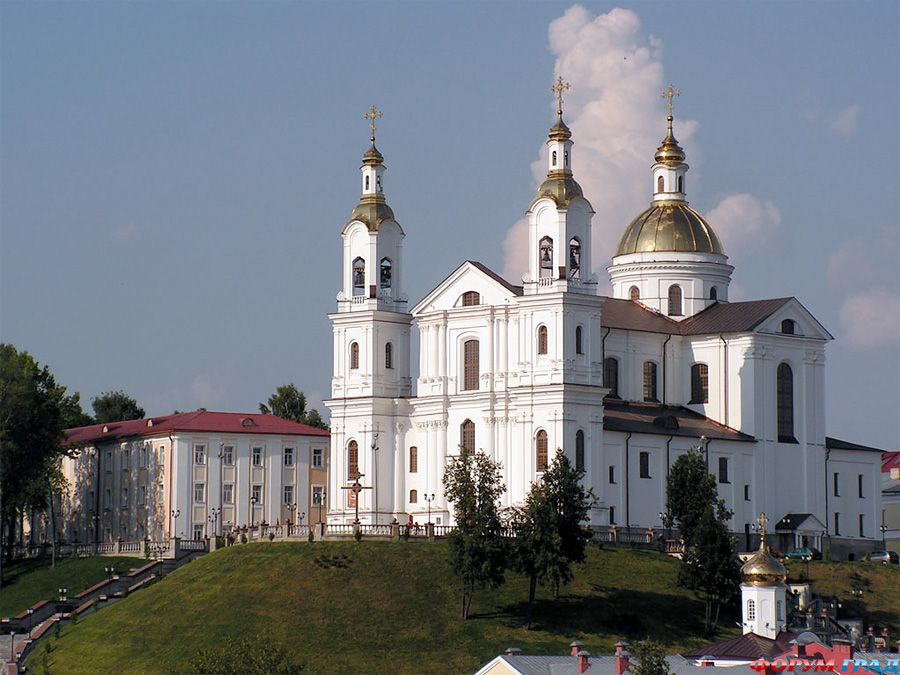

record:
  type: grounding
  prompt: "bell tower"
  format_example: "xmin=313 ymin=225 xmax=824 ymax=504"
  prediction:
xmin=740 ymin=513 xmax=788 ymax=640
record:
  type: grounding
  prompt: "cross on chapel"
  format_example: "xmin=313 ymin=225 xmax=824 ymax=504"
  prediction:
xmin=364 ymin=104 xmax=383 ymax=144
xmin=661 ymin=83 xmax=681 ymax=118
xmin=551 ymin=76 xmax=570 ymax=117
xmin=342 ymin=474 xmax=372 ymax=524
xmin=756 ymin=512 xmax=769 ymax=546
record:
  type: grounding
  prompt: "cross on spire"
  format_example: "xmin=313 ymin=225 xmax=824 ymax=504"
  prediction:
xmin=757 ymin=512 xmax=769 ymax=548
xmin=661 ymin=83 xmax=681 ymax=118
xmin=551 ymin=76 xmax=571 ymax=117
xmin=364 ymin=104 xmax=383 ymax=144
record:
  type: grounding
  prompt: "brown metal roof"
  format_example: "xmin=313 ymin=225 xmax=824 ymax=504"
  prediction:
xmin=601 ymin=297 xmax=681 ymax=333
xmin=682 ymin=632 xmax=797 ymax=660
xmin=602 ymin=401 xmax=755 ymax=442
xmin=825 ymin=437 xmax=885 ymax=454
xmin=467 ymin=261 xmax=523 ymax=296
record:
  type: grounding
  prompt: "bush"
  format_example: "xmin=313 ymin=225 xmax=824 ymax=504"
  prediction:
xmin=307 ymin=530 xmax=314 ymax=543
xmin=354 ymin=528 xmax=363 ymax=543
xmin=188 ymin=634 xmax=303 ymax=674
xmin=240 ymin=533 xmax=248 ymax=544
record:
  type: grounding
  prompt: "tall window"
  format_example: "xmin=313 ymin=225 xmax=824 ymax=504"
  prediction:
xmin=139 ymin=447 xmax=147 ymax=467
xmin=121 ymin=487 xmax=129 ymax=507
xmin=194 ymin=444 xmax=206 ymax=465
xmin=833 ymin=472 xmax=840 ymax=497
xmin=744 ymin=484 xmax=751 ymax=501
xmin=194 ymin=483 xmax=205 ymax=503
xmin=350 ymin=342 xmax=360 ymax=370
xmin=608 ymin=465 xmax=616 ymax=484
xmin=718 ymin=457 xmax=729 ymax=483
xmin=284 ymin=447 xmax=294 ymax=467
xmin=834 ymin=512 xmax=840 ymax=536
xmin=858 ymin=474 xmax=864 ymax=498
xmin=348 ymin=440 xmax=360 ymax=480
xmin=536 ymin=430 xmax=548 ymax=472
xmin=710 ymin=286 xmax=718 ymax=301
xmin=252 ymin=446 xmax=263 ymax=466
xmin=777 ymin=363 xmax=794 ymax=442
xmin=312 ymin=448 xmax=324 ymax=468
xmin=629 ymin=286 xmax=640 ymax=301
xmin=352 ymin=257 xmax=366 ymax=293
xmin=283 ymin=485 xmax=294 ymax=505
xmin=569 ymin=237 xmax=581 ymax=278
xmin=460 ymin=420 xmax=475 ymax=455
xmin=409 ymin=446 xmax=418 ymax=473
xmin=781 ymin=319 xmax=795 ymax=335
xmin=668 ymin=285 xmax=683 ymax=316
xmin=251 ymin=484 xmax=262 ymax=503
xmin=385 ymin=342 xmax=393 ymax=369
xmin=604 ymin=357 xmax=619 ymax=398
xmin=537 ymin=325 xmax=548 ymax=355
xmin=410 ymin=490 xmax=418 ymax=503
xmin=552 ymin=150 xmax=557 ymax=166
xmin=463 ymin=339 xmax=479 ymax=390
xmin=643 ymin=361 xmax=658 ymax=402
xmin=858 ymin=513 xmax=864 ymax=537
xmin=539 ymin=236 xmax=553 ymax=272
xmin=678 ymin=176 xmax=684 ymax=193
xmin=221 ymin=445 xmax=234 ymax=465
xmin=575 ymin=430 xmax=585 ymax=472
xmin=575 ymin=326 xmax=583 ymax=354
xmin=747 ymin=599 xmax=756 ymax=621
xmin=312 ymin=486 xmax=324 ymax=506
xmin=461 ymin=291 xmax=480 ymax=306
xmin=657 ymin=175 xmax=664 ymax=193
xmin=639 ymin=451 xmax=650 ymax=479
xmin=379 ymin=257 xmax=392 ymax=289
xmin=223 ymin=483 xmax=234 ymax=504
xmin=690 ymin=363 xmax=709 ymax=404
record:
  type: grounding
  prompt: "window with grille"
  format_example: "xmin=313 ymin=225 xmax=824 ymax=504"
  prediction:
xmin=409 ymin=446 xmax=418 ymax=473
xmin=536 ymin=430 xmax=548 ymax=472
xmin=747 ymin=600 xmax=756 ymax=621
xmin=222 ymin=445 xmax=234 ymax=465
xmin=350 ymin=342 xmax=359 ymax=370
xmin=348 ymin=440 xmax=360 ymax=479
xmin=252 ymin=447 xmax=263 ymax=467
xmin=385 ymin=342 xmax=393 ymax=369
xmin=777 ymin=362 xmax=795 ymax=442
xmin=643 ymin=361 xmax=658 ymax=402
xmin=284 ymin=447 xmax=294 ymax=467
xmin=537 ymin=325 xmax=548 ymax=355
xmin=460 ymin=420 xmax=475 ymax=455
xmin=463 ymin=339 xmax=479 ymax=390
xmin=462 ymin=291 xmax=480 ymax=306
xmin=690 ymin=363 xmax=709 ymax=404
xmin=194 ymin=483 xmax=205 ymax=503
xmin=604 ymin=357 xmax=619 ymax=398
xmin=668 ymin=285 xmax=683 ymax=316
xmin=409 ymin=490 xmax=418 ymax=503
xmin=575 ymin=430 xmax=585 ymax=472
xmin=312 ymin=448 xmax=323 ymax=468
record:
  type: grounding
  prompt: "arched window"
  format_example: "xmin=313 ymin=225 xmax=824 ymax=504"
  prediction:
xmin=604 ymin=357 xmax=619 ymax=398
xmin=539 ymin=236 xmax=553 ymax=273
xmin=347 ymin=440 xmax=359 ymax=480
xmin=575 ymin=430 xmax=585 ymax=472
xmin=461 ymin=291 xmax=480 ymax=307
xmin=575 ymin=326 xmax=583 ymax=355
xmin=380 ymin=258 xmax=392 ymax=289
xmin=409 ymin=489 xmax=418 ymax=503
xmin=463 ymin=339 xmax=479 ymax=390
xmin=409 ymin=446 xmax=418 ymax=473
xmin=376 ymin=175 xmax=381 ymax=191
xmin=668 ymin=284 xmax=683 ymax=316
xmin=537 ymin=325 xmax=548 ymax=355
xmin=777 ymin=362 xmax=794 ymax=442
xmin=569 ymin=237 xmax=581 ymax=279
xmin=535 ymin=430 xmax=548 ymax=472
xmin=690 ymin=363 xmax=709 ymax=404
xmin=781 ymin=319 xmax=795 ymax=335
xmin=352 ymin=257 xmax=366 ymax=293
xmin=747 ymin=599 xmax=756 ymax=621
xmin=710 ymin=286 xmax=718 ymax=301
xmin=552 ymin=150 xmax=557 ymax=166
xmin=657 ymin=175 xmax=664 ymax=193
xmin=629 ymin=286 xmax=640 ymax=301
xmin=350 ymin=342 xmax=359 ymax=370
xmin=385 ymin=342 xmax=393 ymax=369
xmin=564 ymin=151 xmax=569 ymax=167
xmin=365 ymin=175 xmax=370 ymax=190
xmin=460 ymin=419 xmax=475 ymax=455
xmin=643 ymin=361 xmax=658 ymax=402
xmin=678 ymin=176 xmax=684 ymax=193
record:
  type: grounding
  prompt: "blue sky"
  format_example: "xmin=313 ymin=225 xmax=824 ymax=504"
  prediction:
xmin=1 ymin=1 xmax=897 ymax=448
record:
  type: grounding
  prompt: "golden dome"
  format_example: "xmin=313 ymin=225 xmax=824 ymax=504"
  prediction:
xmin=549 ymin=115 xmax=572 ymax=141
xmin=655 ymin=117 xmax=686 ymax=165
xmin=533 ymin=173 xmax=584 ymax=209
xmin=347 ymin=195 xmax=396 ymax=232
xmin=615 ymin=201 xmax=724 ymax=256
xmin=741 ymin=546 xmax=787 ymax=586
xmin=362 ymin=143 xmax=384 ymax=166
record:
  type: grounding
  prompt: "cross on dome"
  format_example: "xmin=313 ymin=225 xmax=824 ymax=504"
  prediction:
xmin=364 ymin=104 xmax=383 ymax=144
xmin=756 ymin=512 xmax=769 ymax=545
xmin=551 ymin=76 xmax=571 ymax=118
xmin=661 ymin=83 xmax=681 ymax=118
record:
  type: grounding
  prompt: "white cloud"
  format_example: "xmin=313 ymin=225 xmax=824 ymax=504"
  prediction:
xmin=829 ymin=105 xmax=860 ymax=138
xmin=839 ymin=289 xmax=900 ymax=348
xmin=706 ymin=193 xmax=782 ymax=256
xmin=827 ymin=225 xmax=898 ymax=291
xmin=112 ymin=222 xmax=139 ymax=242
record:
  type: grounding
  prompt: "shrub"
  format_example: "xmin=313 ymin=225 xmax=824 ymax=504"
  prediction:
xmin=188 ymin=634 xmax=302 ymax=674
xmin=354 ymin=528 xmax=363 ymax=543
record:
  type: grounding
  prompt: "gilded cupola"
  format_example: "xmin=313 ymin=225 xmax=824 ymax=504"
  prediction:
xmin=346 ymin=105 xmax=399 ymax=233
xmin=741 ymin=513 xmax=787 ymax=586
xmin=532 ymin=76 xmax=585 ymax=210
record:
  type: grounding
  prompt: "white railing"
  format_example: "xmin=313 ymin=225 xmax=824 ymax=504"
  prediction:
xmin=120 ymin=541 xmax=141 ymax=553
xmin=359 ymin=524 xmax=392 ymax=536
xmin=326 ymin=524 xmax=355 ymax=536
xmin=433 ymin=525 xmax=457 ymax=537
xmin=538 ymin=276 xmax=555 ymax=287
xmin=350 ymin=295 xmax=368 ymax=304
xmin=179 ymin=539 xmax=207 ymax=551
xmin=97 ymin=542 xmax=116 ymax=554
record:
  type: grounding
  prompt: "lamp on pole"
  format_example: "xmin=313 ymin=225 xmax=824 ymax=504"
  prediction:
xmin=57 ymin=588 xmax=67 ymax=602
xmin=209 ymin=508 xmax=220 ymax=538
xmin=171 ymin=509 xmax=180 ymax=539
xmin=424 ymin=494 xmax=436 ymax=526
xmin=287 ymin=503 xmax=297 ymax=535
xmin=9 ymin=630 xmax=14 ymax=663
xmin=105 ymin=565 xmax=115 ymax=580
xmin=881 ymin=509 xmax=888 ymax=551
xmin=318 ymin=490 xmax=326 ymax=525
xmin=250 ymin=496 xmax=258 ymax=529
xmin=801 ymin=553 xmax=812 ymax=582
xmin=26 ymin=608 xmax=33 ymax=639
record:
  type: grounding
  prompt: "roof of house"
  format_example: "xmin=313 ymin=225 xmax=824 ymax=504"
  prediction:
xmin=64 ymin=410 xmax=330 ymax=446
xmin=467 ymin=260 xmax=524 ymax=296
xmin=479 ymin=654 xmax=761 ymax=675
xmin=880 ymin=450 xmax=900 ymax=473
xmin=775 ymin=513 xmax=814 ymax=531
xmin=602 ymin=401 xmax=755 ymax=442
xmin=682 ymin=632 xmax=798 ymax=660
xmin=825 ymin=437 xmax=885 ymax=454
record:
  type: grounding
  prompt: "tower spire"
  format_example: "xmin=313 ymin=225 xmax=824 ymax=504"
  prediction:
xmin=364 ymin=104 xmax=383 ymax=145
xmin=661 ymin=83 xmax=680 ymax=136
xmin=551 ymin=76 xmax=570 ymax=121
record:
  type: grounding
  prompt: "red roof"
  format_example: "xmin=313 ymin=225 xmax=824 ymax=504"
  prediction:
xmin=883 ymin=450 xmax=900 ymax=473
xmin=65 ymin=410 xmax=329 ymax=446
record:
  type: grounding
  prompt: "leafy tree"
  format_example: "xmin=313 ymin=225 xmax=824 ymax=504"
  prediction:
xmin=188 ymin=634 xmax=303 ymax=674
xmin=664 ymin=448 xmax=717 ymax=544
xmin=259 ymin=383 xmax=328 ymax=430
xmin=91 ymin=390 xmax=145 ymax=423
xmin=512 ymin=450 xmax=593 ymax=628
xmin=442 ymin=449 xmax=507 ymax=620
xmin=631 ymin=640 xmax=671 ymax=675
xmin=0 ymin=345 xmax=83 ymax=582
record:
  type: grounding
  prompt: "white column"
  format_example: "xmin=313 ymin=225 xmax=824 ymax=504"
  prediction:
xmin=439 ymin=321 xmax=447 ymax=383
xmin=393 ymin=423 xmax=405 ymax=515
xmin=429 ymin=323 xmax=439 ymax=378
xmin=437 ymin=422 xmax=448 ymax=511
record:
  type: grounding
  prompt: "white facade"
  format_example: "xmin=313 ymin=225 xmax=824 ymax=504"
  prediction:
xmin=323 ymin=101 xmax=883 ymax=555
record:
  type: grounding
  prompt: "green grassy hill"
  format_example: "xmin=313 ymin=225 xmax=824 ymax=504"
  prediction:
xmin=24 ymin=542 xmax=899 ymax=674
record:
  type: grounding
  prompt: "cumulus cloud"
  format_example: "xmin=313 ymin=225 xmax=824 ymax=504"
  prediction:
xmin=829 ymin=105 xmax=860 ymax=138
xmin=839 ymin=289 xmax=900 ymax=348
xmin=112 ymin=222 xmax=139 ymax=242
xmin=827 ymin=225 xmax=898 ymax=291
xmin=706 ymin=194 xmax=782 ymax=256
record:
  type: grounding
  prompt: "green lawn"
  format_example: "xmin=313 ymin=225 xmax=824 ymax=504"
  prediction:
xmin=24 ymin=543 xmax=899 ymax=675
xmin=0 ymin=556 xmax=139 ymax=619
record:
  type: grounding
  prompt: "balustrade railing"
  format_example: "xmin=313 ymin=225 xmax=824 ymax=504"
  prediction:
xmin=325 ymin=524 xmax=355 ymax=536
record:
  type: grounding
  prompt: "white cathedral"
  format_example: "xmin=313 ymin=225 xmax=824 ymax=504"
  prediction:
xmin=324 ymin=85 xmax=882 ymax=557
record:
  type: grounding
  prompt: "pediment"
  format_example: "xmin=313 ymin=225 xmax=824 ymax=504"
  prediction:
xmin=411 ymin=261 xmax=521 ymax=316
xmin=754 ymin=298 xmax=832 ymax=341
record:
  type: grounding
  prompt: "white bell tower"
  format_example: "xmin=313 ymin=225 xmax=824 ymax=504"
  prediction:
xmin=740 ymin=513 xmax=788 ymax=640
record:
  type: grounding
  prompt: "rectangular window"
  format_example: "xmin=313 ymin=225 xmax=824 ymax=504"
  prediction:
xmin=105 ymin=451 xmax=113 ymax=472
xmin=409 ymin=446 xmax=418 ymax=473
xmin=608 ymin=465 xmax=616 ymax=484
xmin=718 ymin=457 xmax=729 ymax=484
xmin=857 ymin=474 xmax=864 ymax=498
xmin=744 ymin=484 xmax=751 ymax=501
xmin=833 ymin=472 xmax=840 ymax=497
xmin=194 ymin=444 xmax=206 ymax=465
xmin=834 ymin=512 xmax=840 ymax=536
xmin=283 ymin=485 xmax=294 ymax=505
xmin=312 ymin=448 xmax=324 ymax=468
xmin=222 ymin=483 xmax=234 ymax=504
xmin=193 ymin=524 xmax=204 ymax=541
xmin=222 ymin=445 xmax=234 ymax=465
xmin=104 ymin=488 xmax=111 ymax=509
xmin=312 ymin=485 xmax=324 ymax=506
xmin=122 ymin=449 xmax=130 ymax=470
xmin=194 ymin=482 xmax=205 ymax=503
xmin=158 ymin=447 xmax=165 ymax=466
xmin=858 ymin=513 xmax=864 ymax=537
xmin=251 ymin=484 xmax=262 ymax=503
xmin=609 ymin=506 xmax=616 ymax=525
xmin=284 ymin=447 xmax=294 ymax=467
xmin=252 ymin=447 xmax=263 ymax=467
xmin=139 ymin=486 xmax=146 ymax=506
xmin=121 ymin=487 xmax=129 ymax=507
xmin=639 ymin=451 xmax=650 ymax=479
xmin=139 ymin=447 xmax=147 ymax=468
xmin=463 ymin=339 xmax=480 ymax=390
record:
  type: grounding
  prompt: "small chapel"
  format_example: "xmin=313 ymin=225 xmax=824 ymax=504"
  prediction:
xmin=324 ymin=83 xmax=882 ymax=558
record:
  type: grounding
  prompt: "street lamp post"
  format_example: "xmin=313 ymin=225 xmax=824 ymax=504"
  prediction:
xmin=287 ymin=503 xmax=297 ymax=535
xmin=171 ymin=509 xmax=180 ymax=539
xmin=58 ymin=588 xmax=67 ymax=602
xmin=26 ymin=608 xmax=33 ymax=639
xmin=801 ymin=554 xmax=811 ymax=582
xmin=424 ymin=494 xmax=436 ymax=526
xmin=209 ymin=508 xmax=221 ymax=538
xmin=881 ymin=510 xmax=888 ymax=551
xmin=318 ymin=490 xmax=326 ymax=525
xmin=9 ymin=630 xmax=14 ymax=663
xmin=250 ymin=496 xmax=258 ymax=529
xmin=105 ymin=565 xmax=115 ymax=580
